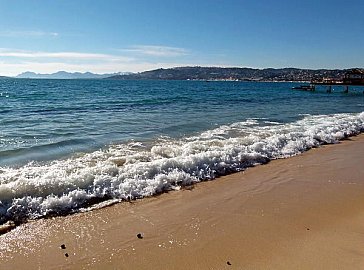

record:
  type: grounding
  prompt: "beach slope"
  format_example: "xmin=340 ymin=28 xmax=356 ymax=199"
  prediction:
xmin=1 ymin=136 xmax=364 ymax=270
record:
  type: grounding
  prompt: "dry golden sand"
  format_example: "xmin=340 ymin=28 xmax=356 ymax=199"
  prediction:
xmin=1 ymin=135 xmax=364 ymax=270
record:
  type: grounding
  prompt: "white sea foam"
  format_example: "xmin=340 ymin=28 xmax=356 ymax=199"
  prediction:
xmin=0 ymin=112 xmax=363 ymax=224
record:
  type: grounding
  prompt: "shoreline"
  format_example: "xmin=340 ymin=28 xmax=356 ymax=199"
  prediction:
xmin=1 ymin=135 xmax=364 ymax=269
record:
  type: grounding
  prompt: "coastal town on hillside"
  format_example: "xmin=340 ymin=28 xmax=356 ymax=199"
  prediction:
xmin=11 ymin=67 xmax=364 ymax=83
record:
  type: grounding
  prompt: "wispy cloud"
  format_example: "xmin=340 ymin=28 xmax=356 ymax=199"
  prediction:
xmin=0 ymin=48 xmax=133 ymax=62
xmin=0 ymin=47 xmax=228 ymax=76
xmin=123 ymin=45 xmax=189 ymax=57
xmin=0 ymin=48 xmax=137 ymax=76
xmin=0 ymin=30 xmax=59 ymax=38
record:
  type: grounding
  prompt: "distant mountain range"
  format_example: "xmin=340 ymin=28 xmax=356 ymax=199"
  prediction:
xmin=106 ymin=66 xmax=352 ymax=82
xmin=16 ymin=71 xmax=132 ymax=79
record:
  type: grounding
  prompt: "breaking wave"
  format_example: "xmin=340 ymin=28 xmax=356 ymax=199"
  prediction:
xmin=0 ymin=112 xmax=363 ymax=224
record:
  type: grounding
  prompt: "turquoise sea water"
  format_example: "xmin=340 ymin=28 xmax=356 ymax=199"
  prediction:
xmin=1 ymin=78 xmax=363 ymax=224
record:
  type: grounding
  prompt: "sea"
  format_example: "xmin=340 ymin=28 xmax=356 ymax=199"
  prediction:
xmin=1 ymin=78 xmax=363 ymax=225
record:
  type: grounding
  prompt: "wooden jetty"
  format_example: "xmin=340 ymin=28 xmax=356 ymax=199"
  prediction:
xmin=293 ymin=69 xmax=364 ymax=93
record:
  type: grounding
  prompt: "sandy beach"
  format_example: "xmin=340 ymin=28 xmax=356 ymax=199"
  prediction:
xmin=1 ymin=135 xmax=364 ymax=270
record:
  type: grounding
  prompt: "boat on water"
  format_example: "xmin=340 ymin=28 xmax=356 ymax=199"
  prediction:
xmin=292 ymin=85 xmax=315 ymax=91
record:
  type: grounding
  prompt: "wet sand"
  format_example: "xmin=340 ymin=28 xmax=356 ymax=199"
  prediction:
xmin=1 ymin=135 xmax=364 ymax=270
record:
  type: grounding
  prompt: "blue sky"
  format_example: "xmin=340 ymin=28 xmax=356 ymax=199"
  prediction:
xmin=0 ymin=0 xmax=363 ymax=76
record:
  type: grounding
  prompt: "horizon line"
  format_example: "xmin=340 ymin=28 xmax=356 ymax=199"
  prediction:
xmin=4 ymin=65 xmax=363 ymax=78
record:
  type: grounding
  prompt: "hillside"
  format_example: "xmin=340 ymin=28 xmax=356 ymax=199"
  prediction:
xmin=106 ymin=66 xmax=349 ymax=82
